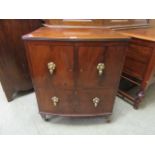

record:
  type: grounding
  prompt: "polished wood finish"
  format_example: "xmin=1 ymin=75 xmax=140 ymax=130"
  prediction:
xmin=117 ymin=28 xmax=155 ymax=109
xmin=23 ymin=27 xmax=129 ymax=120
xmin=0 ymin=19 xmax=42 ymax=101
xmin=124 ymin=41 xmax=152 ymax=80
xmin=22 ymin=27 xmax=129 ymax=40
xmin=119 ymin=28 xmax=155 ymax=42
xmin=43 ymin=19 xmax=149 ymax=29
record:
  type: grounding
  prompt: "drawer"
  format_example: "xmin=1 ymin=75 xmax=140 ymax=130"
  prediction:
xmin=37 ymin=88 xmax=76 ymax=115
xmin=76 ymin=89 xmax=115 ymax=115
xmin=123 ymin=43 xmax=152 ymax=80
xmin=123 ymin=57 xmax=148 ymax=80
xmin=126 ymin=44 xmax=152 ymax=64
xmin=37 ymin=88 xmax=115 ymax=116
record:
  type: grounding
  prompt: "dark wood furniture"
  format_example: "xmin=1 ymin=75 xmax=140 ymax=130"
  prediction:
xmin=23 ymin=27 xmax=129 ymax=121
xmin=0 ymin=19 xmax=42 ymax=101
xmin=43 ymin=19 xmax=154 ymax=109
xmin=117 ymin=28 xmax=155 ymax=109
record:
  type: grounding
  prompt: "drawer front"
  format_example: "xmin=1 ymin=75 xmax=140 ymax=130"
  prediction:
xmin=27 ymin=44 xmax=74 ymax=89
xmin=37 ymin=88 xmax=75 ymax=114
xmin=76 ymin=89 xmax=115 ymax=115
xmin=123 ymin=44 xmax=152 ymax=80
xmin=37 ymin=88 xmax=115 ymax=116
xmin=126 ymin=44 xmax=152 ymax=64
xmin=78 ymin=46 xmax=126 ymax=89
xmin=123 ymin=58 xmax=147 ymax=80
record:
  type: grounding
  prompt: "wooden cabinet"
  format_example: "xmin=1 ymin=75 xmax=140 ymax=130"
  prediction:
xmin=23 ymin=27 xmax=129 ymax=121
xmin=123 ymin=41 xmax=152 ymax=80
xmin=0 ymin=19 xmax=42 ymax=101
xmin=118 ymin=34 xmax=155 ymax=109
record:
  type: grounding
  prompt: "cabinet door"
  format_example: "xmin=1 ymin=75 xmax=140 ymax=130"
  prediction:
xmin=78 ymin=46 xmax=106 ymax=88
xmin=27 ymin=43 xmax=74 ymax=89
xmin=77 ymin=46 xmax=125 ymax=89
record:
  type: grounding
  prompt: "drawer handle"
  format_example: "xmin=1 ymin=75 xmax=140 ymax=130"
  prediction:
xmin=93 ymin=97 xmax=100 ymax=108
xmin=51 ymin=96 xmax=59 ymax=106
xmin=47 ymin=62 xmax=56 ymax=75
xmin=97 ymin=63 xmax=105 ymax=75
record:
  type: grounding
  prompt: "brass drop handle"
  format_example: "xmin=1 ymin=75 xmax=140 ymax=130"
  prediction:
xmin=47 ymin=62 xmax=56 ymax=75
xmin=97 ymin=63 xmax=105 ymax=75
xmin=51 ymin=96 xmax=59 ymax=106
xmin=93 ymin=97 xmax=100 ymax=108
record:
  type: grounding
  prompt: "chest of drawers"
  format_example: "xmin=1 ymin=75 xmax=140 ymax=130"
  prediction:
xmin=118 ymin=28 xmax=155 ymax=109
xmin=23 ymin=27 xmax=129 ymax=121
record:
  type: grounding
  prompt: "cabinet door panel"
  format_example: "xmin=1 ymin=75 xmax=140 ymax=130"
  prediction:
xmin=78 ymin=46 xmax=106 ymax=88
xmin=78 ymin=46 xmax=125 ymax=89
xmin=28 ymin=44 xmax=74 ymax=89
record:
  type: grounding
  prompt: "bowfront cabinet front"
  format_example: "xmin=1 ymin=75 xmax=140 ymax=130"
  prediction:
xmin=23 ymin=27 xmax=129 ymax=121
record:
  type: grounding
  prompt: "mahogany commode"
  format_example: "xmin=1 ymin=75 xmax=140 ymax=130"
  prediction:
xmin=43 ymin=19 xmax=154 ymax=109
xmin=23 ymin=27 xmax=129 ymax=121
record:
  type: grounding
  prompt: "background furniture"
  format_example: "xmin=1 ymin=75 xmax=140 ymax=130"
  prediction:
xmin=23 ymin=27 xmax=129 ymax=121
xmin=117 ymin=28 xmax=155 ymax=109
xmin=0 ymin=19 xmax=42 ymax=101
xmin=43 ymin=19 xmax=150 ymax=29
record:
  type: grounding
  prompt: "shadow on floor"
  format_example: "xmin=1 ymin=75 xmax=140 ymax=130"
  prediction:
xmin=12 ymin=88 xmax=34 ymax=101
xmin=40 ymin=115 xmax=114 ymax=126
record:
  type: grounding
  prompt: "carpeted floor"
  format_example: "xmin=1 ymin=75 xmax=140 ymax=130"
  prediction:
xmin=0 ymin=83 xmax=155 ymax=135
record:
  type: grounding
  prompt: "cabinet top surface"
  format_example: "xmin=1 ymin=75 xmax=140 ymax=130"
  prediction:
xmin=22 ymin=27 xmax=130 ymax=41
xmin=118 ymin=27 xmax=155 ymax=42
